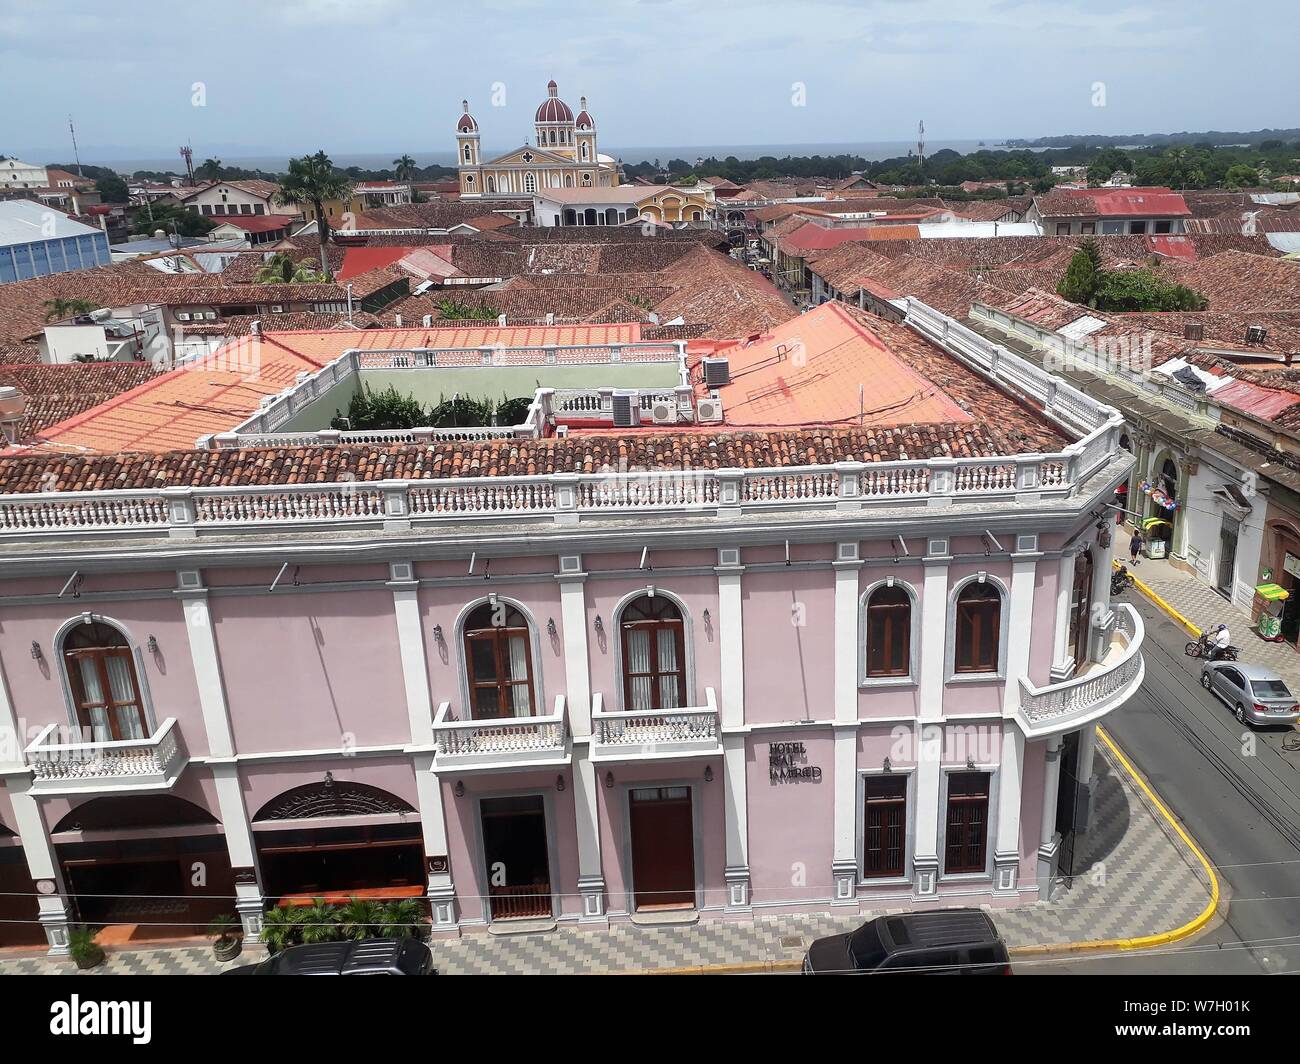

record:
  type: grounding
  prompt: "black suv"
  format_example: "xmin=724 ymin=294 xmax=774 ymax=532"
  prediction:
xmin=803 ymin=909 xmax=1011 ymax=975
xmin=227 ymin=938 xmax=436 ymax=975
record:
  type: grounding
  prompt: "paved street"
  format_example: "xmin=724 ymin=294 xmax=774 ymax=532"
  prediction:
xmin=1039 ymin=587 xmax=1300 ymax=975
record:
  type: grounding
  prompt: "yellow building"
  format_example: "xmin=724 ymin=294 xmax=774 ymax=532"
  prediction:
xmin=457 ymin=80 xmax=623 ymax=198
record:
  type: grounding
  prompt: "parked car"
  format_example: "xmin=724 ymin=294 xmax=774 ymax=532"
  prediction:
xmin=1200 ymin=661 xmax=1300 ymax=726
xmin=224 ymin=938 xmax=436 ymax=976
xmin=802 ymin=909 xmax=1011 ymax=975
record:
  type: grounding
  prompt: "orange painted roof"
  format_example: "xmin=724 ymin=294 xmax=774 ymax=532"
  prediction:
xmin=28 ymin=322 xmax=647 ymax=454
xmin=696 ymin=301 xmax=973 ymax=428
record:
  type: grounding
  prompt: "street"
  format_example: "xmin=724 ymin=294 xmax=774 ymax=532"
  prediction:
xmin=1031 ymin=591 xmax=1300 ymax=975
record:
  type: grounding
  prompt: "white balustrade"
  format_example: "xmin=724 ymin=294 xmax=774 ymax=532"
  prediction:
xmin=1017 ymin=604 xmax=1145 ymax=737
xmin=432 ymin=697 xmax=570 ymax=768
xmin=25 ymin=718 xmax=186 ymax=791
xmin=591 ymin=689 xmax=722 ymax=759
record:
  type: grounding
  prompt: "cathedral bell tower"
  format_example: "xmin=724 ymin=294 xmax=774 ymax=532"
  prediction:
xmin=456 ymin=100 xmax=481 ymax=195
xmin=574 ymin=97 xmax=598 ymax=175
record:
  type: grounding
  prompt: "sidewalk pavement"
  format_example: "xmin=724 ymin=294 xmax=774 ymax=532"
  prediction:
xmin=1124 ymin=554 xmax=1300 ymax=693
xmin=0 ymin=740 xmax=1215 ymax=975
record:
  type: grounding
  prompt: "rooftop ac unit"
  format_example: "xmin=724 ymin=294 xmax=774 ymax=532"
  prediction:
xmin=271 ymin=304 xmax=283 ymax=313
xmin=204 ymin=312 xmax=217 ymax=320
xmin=1183 ymin=322 xmax=1205 ymax=340
xmin=175 ymin=312 xmax=191 ymax=321
xmin=696 ymin=397 xmax=724 ymax=423
xmin=1246 ymin=325 xmax=1268 ymax=345
xmin=702 ymin=356 xmax=731 ymax=387
xmin=611 ymin=391 xmax=641 ymax=428
xmin=651 ymin=400 xmax=678 ymax=425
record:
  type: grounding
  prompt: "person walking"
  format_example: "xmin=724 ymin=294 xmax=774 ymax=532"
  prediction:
xmin=1129 ymin=528 xmax=1143 ymax=565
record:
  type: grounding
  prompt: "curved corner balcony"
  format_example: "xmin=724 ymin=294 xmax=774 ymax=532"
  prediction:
xmin=24 ymin=718 xmax=187 ymax=794
xmin=1017 ymin=603 xmax=1145 ymax=738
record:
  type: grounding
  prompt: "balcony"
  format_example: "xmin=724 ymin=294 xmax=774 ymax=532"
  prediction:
xmin=590 ymin=688 xmax=722 ymax=762
xmin=1017 ymin=604 xmax=1145 ymax=738
xmin=432 ymin=696 xmax=571 ymax=771
xmin=24 ymin=717 xmax=187 ymax=794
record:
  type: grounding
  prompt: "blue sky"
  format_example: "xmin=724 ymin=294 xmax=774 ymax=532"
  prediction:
xmin=2 ymin=0 xmax=1297 ymax=162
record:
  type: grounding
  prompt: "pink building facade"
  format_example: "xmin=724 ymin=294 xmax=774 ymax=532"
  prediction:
xmin=0 ymin=304 xmax=1145 ymax=952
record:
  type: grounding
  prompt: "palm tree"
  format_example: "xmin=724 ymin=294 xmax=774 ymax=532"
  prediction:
xmin=298 ymin=899 xmax=342 ymax=944
xmin=259 ymin=905 xmax=306 ymax=954
xmin=253 ymin=251 xmax=328 ymax=285
xmin=392 ymin=154 xmax=417 ymax=182
xmin=337 ymin=898 xmax=383 ymax=941
xmin=275 ymin=150 xmax=352 ymax=277
xmin=376 ymin=899 xmax=426 ymax=941
xmin=195 ymin=157 xmax=223 ymax=181
xmin=43 ymin=297 xmax=99 ymax=323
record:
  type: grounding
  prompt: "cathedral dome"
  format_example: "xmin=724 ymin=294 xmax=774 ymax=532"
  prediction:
xmin=575 ymin=96 xmax=595 ymax=130
xmin=457 ymin=100 xmax=478 ymax=133
xmin=535 ymin=80 xmax=573 ymax=123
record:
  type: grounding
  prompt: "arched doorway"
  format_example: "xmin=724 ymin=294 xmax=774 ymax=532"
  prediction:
xmin=1143 ymin=453 xmax=1180 ymax=555
xmin=1068 ymin=550 xmax=1094 ymax=667
xmin=52 ymin=795 xmax=231 ymax=941
xmin=253 ymin=777 xmax=424 ymax=904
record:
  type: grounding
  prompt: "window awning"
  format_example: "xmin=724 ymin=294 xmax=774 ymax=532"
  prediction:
xmin=1211 ymin=482 xmax=1252 ymax=512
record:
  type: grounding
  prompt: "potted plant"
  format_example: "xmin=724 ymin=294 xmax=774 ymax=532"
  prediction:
xmin=207 ymin=914 xmax=242 ymax=962
xmin=68 ymin=926 xmax=105 ymax=970
xmin=299 ymin=899 xmax=342 ymax=944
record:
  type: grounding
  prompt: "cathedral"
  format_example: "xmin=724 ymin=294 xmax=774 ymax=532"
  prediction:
xmin=456 ymin=80 xmax=624 ymax=198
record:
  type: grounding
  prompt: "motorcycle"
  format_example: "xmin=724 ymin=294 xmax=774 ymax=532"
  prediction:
xmin=1184 ymin=630 xmax=1239 ymax=661
xmin=1111 ymin=567 xmax=1135 ymax=595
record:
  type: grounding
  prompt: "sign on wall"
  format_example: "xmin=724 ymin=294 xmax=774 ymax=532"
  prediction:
xmin=769 ymin=742 xmax=822 ymax=784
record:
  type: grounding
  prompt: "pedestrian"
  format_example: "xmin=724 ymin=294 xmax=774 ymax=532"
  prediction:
xmin=1128 ymin=528 xmax=1143 ymax=565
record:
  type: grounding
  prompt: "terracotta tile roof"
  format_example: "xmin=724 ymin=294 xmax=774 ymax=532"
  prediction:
xmin=351 ymin=201 xmax=530 ymax=231
xmin=1183 ymin=207 xmax=1300 ymax=236
xmin=210 ymin=215 xmax=299 ymax=233
xmin=0 ymin=422 xmax=1060 ymax=495
xmin=178 ymin=180 xmax=282 ymax=203
xmin=1164 ymin=251 xmax=1300 ymax=313
xmin=650 ymin=247 xmax=795 ymax=338
xmin=952 ymin=200 xmax=1023 ymax=222
xmin=0 ymin=362 xmax=162 ymax=444
xmin=1035 ymin=187 xmax=1190 ymax=219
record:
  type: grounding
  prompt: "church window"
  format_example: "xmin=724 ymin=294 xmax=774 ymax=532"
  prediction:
xmin=463 ymin=144 xmax=471 ymax=162
xmin=524 ymin=172 xmax=536 ymax=194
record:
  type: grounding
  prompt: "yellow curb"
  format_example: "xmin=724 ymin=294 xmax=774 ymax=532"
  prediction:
xmin=609 ymin=729 xmax=1221 ymax=973
xmin=1011 ymin=726 xmax=1220 ymax=957
xmin=1112 ymin=558 xmax=1202 ymax=637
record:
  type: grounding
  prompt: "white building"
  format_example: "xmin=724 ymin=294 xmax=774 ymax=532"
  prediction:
xmin=0 ymin=159 xmax=49 ymax=189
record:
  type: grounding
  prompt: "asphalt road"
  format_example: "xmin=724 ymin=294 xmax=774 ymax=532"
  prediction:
xmin=1032 ymin=592 xmax=1300 ymax=975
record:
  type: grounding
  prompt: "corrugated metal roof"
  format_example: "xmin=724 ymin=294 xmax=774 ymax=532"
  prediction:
xmin=0 ymin=199 xmax=104 ymax=245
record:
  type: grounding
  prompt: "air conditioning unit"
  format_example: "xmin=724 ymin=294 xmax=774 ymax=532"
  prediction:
xmin=1246 ymin=325 xmax=1268 ymax=345
xmin=651 ymin=400 xmax=678 ymax=425
xmin=175 ymin=312 xmax=191 ymax=321
xmin=696 ymin=397 xmax=724 ymax=423
xmin=702 ymin=356 xmax=731 ymax=387
xmin=611 ymin=391 xmax=641 ymax=428
xmin=204 ymin=312 xmax=217 ymax=320
xmin=271 ymin=304 xmax=283 ymax=313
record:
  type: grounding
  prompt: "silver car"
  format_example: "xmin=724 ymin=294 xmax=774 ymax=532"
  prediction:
xmin=1200 ymin=661 xmax=1300 ymax=726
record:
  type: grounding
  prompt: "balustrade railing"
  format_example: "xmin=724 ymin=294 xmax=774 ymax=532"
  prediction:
xmin=25 ymin=718 xmax=185 ymax=788
xmin=591 ymin=690 xmax=721 ymax=756
xmin=432 ymin=697 xmax=569 ymax=765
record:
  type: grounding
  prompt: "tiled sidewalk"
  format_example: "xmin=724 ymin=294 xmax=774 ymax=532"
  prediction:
xmin=1126 ymin=555 xmax=1300 ymax=692
xmin=0 ymin=743 xmax=1214 ymax=975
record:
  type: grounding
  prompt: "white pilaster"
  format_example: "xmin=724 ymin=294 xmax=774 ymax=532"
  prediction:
xmin=388 ymin=561 xmax=459 ymax=929
xmin=913 ymin=548 xmax=949 ymax=895
xmin=831 ymin=543 xmax=862 ymax=900
xmin=994 ymin=556 xmax=1037 ymax=892
xmin=1051 ymin=551 xmax=1076 ymax=681
xmin=177 ymin=569 xmax=264 ymax=939
xmin=1036 ymin=736 xmax=1063 ymax=898
xmin=716 ymin=548 xmax=750 ymax=908
xmin=557 ymin=554 xmax=604 ymax=920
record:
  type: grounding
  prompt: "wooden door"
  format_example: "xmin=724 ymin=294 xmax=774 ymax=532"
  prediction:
xmin=629 ymin=787 xmax=695 ymax=911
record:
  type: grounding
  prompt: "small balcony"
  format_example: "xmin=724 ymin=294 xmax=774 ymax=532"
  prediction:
xmin=24 ymin=717 xmax=187 ymax=794
xmin=1017 ymin=604 xmax=1145 ymax=738
xmin=432 ymin=696 xmax=571 ymax=771
xmin=590 ymin=688 xmax=722 ymax=762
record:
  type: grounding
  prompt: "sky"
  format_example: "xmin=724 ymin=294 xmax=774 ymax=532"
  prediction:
xmin=2 ymin=0 xmax=1297 ymax=165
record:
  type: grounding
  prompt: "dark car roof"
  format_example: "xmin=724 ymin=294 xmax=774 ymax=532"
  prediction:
xmin=272 ymin=938 xmax=428 ymax=975
xmin=878 ymin=909 xmax=1001 ymax=950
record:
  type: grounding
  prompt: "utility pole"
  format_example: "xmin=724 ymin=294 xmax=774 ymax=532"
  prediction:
xmin=68 ymin=115 xmax=84 ymax=177
xmin=917 ymin=120 xmax=926 ymax=172
xmin=179 ymin=145 xmax=195 ymax=186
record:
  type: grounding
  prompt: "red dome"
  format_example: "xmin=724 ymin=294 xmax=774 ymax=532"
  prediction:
xmin=457 ymin=100 xmax=478 ymax=133
xmin=576 ymin=97 xmax=594 ymax=129
xmin=535 ymin=80 xmax=573 ymax=123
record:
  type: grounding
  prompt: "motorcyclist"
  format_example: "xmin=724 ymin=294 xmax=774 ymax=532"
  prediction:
xmin=1211 ymin=623 xmax=1231 ymax=660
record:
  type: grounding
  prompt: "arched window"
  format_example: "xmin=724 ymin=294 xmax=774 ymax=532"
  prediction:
xmin=581 ymin=172 xmax=592 ymax=186
xmin=486 ymin=176 xmax=495 ymax=193
xmin=565 ymin=174 xmax=573 ymax=187
xmin=580 ymin=143 xmax=589 ymax=161
xmin=524 ymin=172 xmax=536 ymax=194
xmin=63 ymin=621 xmax=146 ymax=741
xmin=1069 ymin=550 xmax=1094 ymax=667
xmin=463 ymin=144 xmax=471 ymax=162
xmin=954 ymin=582 xmax=1001 ymax=674
xmin=865 ymin=585 xmax=911 ymax=678
xmin=620 ymin=596 xmax=686 ymax=710
xmin=463 ymin=603 xmax=536 ymax=718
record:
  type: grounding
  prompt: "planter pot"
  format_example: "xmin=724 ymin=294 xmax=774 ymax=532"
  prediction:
xmin=213 ymin=937 xmax=242 ymax=963
xmin=72 ymin=947 xmax=105 ymax=971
